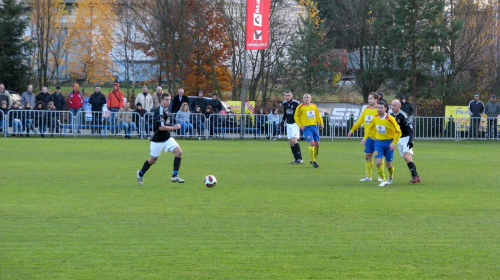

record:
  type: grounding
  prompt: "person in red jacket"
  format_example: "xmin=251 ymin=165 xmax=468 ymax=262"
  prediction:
xmin=107 ymin=82 xmax=124 ymax=134
xmin=67 ymin=83 xmax=84 ymax=133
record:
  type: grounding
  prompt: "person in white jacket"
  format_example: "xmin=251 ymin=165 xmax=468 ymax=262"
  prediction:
xmin=135 ymin=85 xmax=154 ymax=112
xmin=267 ymin=108 xmax=281 ymax=140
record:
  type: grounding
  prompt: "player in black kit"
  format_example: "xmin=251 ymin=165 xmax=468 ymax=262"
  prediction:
xmin=137 ymin=93 xmax=185 ymax=186
xmin=282 ymin=91 xmax=303 ymax=164
xmin=390 ymin=99 xmax=420 ymax=183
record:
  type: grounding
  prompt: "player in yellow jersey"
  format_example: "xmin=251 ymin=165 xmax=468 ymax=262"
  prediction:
xmin=363 ymin=101 xmax=401 ymax=187
xmin=294 ymin=94 xmax=324 ymax=168
xmin=348 ymin=92 xmax=383 ymax=181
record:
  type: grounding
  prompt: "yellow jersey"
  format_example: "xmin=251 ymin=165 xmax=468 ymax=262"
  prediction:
xmin=294 ymin=103 xmax=324 ymax=127
xmin=349 ymin=106 xmax=378 ymax=139
xmin=363 ymin=113 xmax=401 ymax=145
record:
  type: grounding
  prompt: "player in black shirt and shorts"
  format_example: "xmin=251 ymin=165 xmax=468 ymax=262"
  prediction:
xmin=390 ymin=99 xmax=420 ymax=183
xmin=137 ymin=93 xmax=185 ymax=185
xmin=282 ymin=91 xmax=303 ymax=164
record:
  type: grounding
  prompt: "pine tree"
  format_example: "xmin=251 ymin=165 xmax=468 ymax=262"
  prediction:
xmin=0 ymin=0 xmax=32 ymax=92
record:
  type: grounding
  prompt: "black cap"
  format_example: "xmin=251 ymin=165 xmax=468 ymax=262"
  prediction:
xmin=401 ymin=95 xmax=406 ymax=99
xmin=136 ymin=102 xmax=142 ymax=107
xmin=56 ymin=86 xmax=61 ymax=90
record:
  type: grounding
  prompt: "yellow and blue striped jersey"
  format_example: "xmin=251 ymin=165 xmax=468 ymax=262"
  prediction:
xmin=363 ymin=113 xmax=401 ymax=145
xmin=294 ymin=103 xmax=324 ymax=127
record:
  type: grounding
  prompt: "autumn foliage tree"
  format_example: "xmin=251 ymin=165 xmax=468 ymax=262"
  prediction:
xmin=65 ymin=0 xmax=116 ymax=85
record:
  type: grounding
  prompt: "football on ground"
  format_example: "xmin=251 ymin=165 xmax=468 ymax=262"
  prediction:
xmin=204 ymin=175 xmax=217 ymax=188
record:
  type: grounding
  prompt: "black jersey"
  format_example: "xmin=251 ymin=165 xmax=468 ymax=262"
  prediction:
xmin=391 ymin=111 xmax=413 ymax=142
xmin=282 ymin=99 xmax=300 ymax=124
xmin=150 ymin=105 xmax=172 ymax=143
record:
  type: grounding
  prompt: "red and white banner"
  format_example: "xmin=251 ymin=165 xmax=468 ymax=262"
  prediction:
xmin=245 ymin=0 xmax=271 ymax=50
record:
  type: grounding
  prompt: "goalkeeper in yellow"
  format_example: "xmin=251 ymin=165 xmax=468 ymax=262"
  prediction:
xmin=363 ymin=101 xmax=401 ymax=187
xmin=294 ymin=94 xmax=324 ymax=168
xmin=348 ymin=92 xmax=381 ymax=181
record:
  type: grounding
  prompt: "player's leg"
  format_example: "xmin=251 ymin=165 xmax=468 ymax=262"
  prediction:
xmin=360 ymin=138 xmax=375 ymax=181
xmin=374 ymin=140 xmax=387 ymax=184
xmin=137 ymin=142 xmax=163 ymax=185
xmin=167 ymin=139 xmax=184 ymax=183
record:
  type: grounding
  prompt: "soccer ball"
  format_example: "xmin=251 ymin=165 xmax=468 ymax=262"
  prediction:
xmin=204 ymin=175 xmax=217 ymax=188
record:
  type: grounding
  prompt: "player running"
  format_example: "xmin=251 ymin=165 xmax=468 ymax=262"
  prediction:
xmin=390 ymin=99 xmax=420 ymax=183
xmin=294 ymin=94 xmax=324 ymax=168
xmin=282 ymin=91 xmax=303 ymax=164
xmin=137 ymin=93 xmax=185 ymax=186
xmin=363 ymin=101 xmax=401 ymax=187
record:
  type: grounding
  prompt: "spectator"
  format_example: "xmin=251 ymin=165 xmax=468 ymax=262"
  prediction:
xmin=400 ymin=96 xmax=414 ymax=116
xmin=21 ymin=85 xmax=36 ymax=108
xmin=67 ymin=83 xmax=84 ymax=133
xmin=0 ymin=101 xmax=8 ymax=134
xmin=255 ymin=107 xmax=268 ymax=137
xmin=36 ymin=86 xmax=53 ymax=108
xmin=468 ymin=93 xmax=485 ymax=139
xmin=22 ymin=102 xmax=34 ymax=137
xmin=171 ymin=88 xmax=189 ymax=114
xmin=46 ymin=101 xmax=59 ymax=137
xmin=0 ymin=84 xmax=13 ymax=108
xmin=152 ymin=86 xmax=163 ymax=110
xmin=135 ymin=85 xmax=154 ymax=112
xmin=175 ymin=102 xmax=193 ymax=139
xmin=118 ymin=102 xmax=135 ymax=139
xmin=34 ymin=101 xmax=47 ymax=137
xmin=377 ymin=92 xmax=387 ymax=105
xmin=134 ymin=102 xmax=150 ymax=139
xmin=52 ymin=86 xmax=66 ymax=111
xmin=204 ymin=105 xmax=214 ymax=140
xmin=10 ymin=101 xmax=23 ymax=137
xmin=191 ymin=90 xmax=207 ymax=113
xmin=209 ymin=92 xmax=224 ymax=113
xmin=192 ymin=105 xmax=205 ymax=140
xmin=88 ymin=86 xmax=107 ymax=134
xmin=107 ymin=82 xmax=124 ymax=134
xmin=485 ymin=95 xmax=500 ymax=139
xmin=267 ymin=108 xmax=281 ymax=140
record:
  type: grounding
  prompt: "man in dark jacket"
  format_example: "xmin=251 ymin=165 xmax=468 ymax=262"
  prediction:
xmin=468 ymin=93 xmax=485 ymax=138
xmin=52 ymin=86 xmax=66 ymax=111
xmin=485 ymin=95 xmax=500 ymax=139
xmin=190 ymin=90 xmax=207 ymax=113
xmin=209 ymin=93 xmax=224 ymax=113
xmin=400 ymin=96 xmax=414 ymax=116
xmin=171 ymin=88 xmax=189 ymax=114
xmin=36 ymin=86 xmax=53 ymax=108
xmin=88 ymin=86 xmax=107 ymax=134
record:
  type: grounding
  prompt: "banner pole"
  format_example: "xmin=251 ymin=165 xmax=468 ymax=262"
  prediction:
xmin=240 ymin=0 xmax=248 ymax=139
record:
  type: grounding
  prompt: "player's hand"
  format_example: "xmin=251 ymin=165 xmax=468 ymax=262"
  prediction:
xmin=389 ymin=143 xmax=395 ymax=151
xmin=360 ymin=139 xmax=366 ymax=146
xmin=347 ymin=131 xmax=353 ymax=138
xmin=408 ymin=142 xmax=413 ymax=149
xmin=300 ymin=126 xmax=305 ymax=131
xmin=320 ymin=124 xmax=324 ymax=129
xmin=174 ymin=124 xmax=181 ymax=130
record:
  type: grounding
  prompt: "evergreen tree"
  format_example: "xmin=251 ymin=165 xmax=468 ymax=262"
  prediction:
xmin=0 ymin=0 xmax=31 ymax=92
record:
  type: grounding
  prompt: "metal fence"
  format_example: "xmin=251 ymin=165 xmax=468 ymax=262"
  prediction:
xmin=1 ymin=112 xmax=498 ymax=140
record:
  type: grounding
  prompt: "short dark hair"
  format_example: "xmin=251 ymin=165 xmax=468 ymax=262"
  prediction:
xmin=56 ymin=86 xmax=61 ymax=90
xmin=161 ymin=93 xmax=170 ymax=100
xmin=378 ymin=101 xmax=388 ymax=111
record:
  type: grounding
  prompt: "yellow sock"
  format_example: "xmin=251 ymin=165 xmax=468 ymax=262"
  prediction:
xmin=389 ymin=166 xmax=394 ymax=178
xmin=366 ymin=161 xmax=373 ymax=178
xmin=314 ymin=146 xmax=319 ymax=158
xmin=309 ymin=146 xmax=315 ymax=162
xmin=377 ymin=165 xmax=386 ymax=181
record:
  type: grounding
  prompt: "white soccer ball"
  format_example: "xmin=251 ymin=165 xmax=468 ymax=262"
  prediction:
xmin=204 ymin=175 xmax=217 ymax=188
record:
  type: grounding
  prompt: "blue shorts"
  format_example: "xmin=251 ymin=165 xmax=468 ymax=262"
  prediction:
xmin=364 ymin=137 xmax=376 ymax=154
xmin=374 ymin=139 xmax=394 ymax=161
xmin=303 ymin=126 xmax=320 ymax=142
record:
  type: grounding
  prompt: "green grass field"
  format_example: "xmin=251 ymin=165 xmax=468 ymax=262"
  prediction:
xmin=1 ymin=138 xmax=499 ymax=279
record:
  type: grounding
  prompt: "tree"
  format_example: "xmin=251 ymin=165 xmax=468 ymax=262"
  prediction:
xmin=286 ymin=0 xmax=333 ymax=94
xmin=0 ymin=0 xmax=32 ymax=92
xmin=383 ymin=0 xmax=462 ymax=101
xmin=317 ymin=0 xmax=389 ymax=102
xmin=29 ymin=0 xmax=67 ymax=88
xmin=65 ymin=0 xmax=116 ymax=85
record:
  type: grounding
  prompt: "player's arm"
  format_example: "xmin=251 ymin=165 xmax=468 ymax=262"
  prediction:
xmin=294 ymin=105 xmax=303 ymax=128
xmin=389 ymin=116 xmax=401 ymax=145
xmin=405 ymin=116 xmax=415 ymax=147
xmin=363 ymin=119 xmax=375 ymax=140
xmin=315 ymin=106 xmax=324 ymax=128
